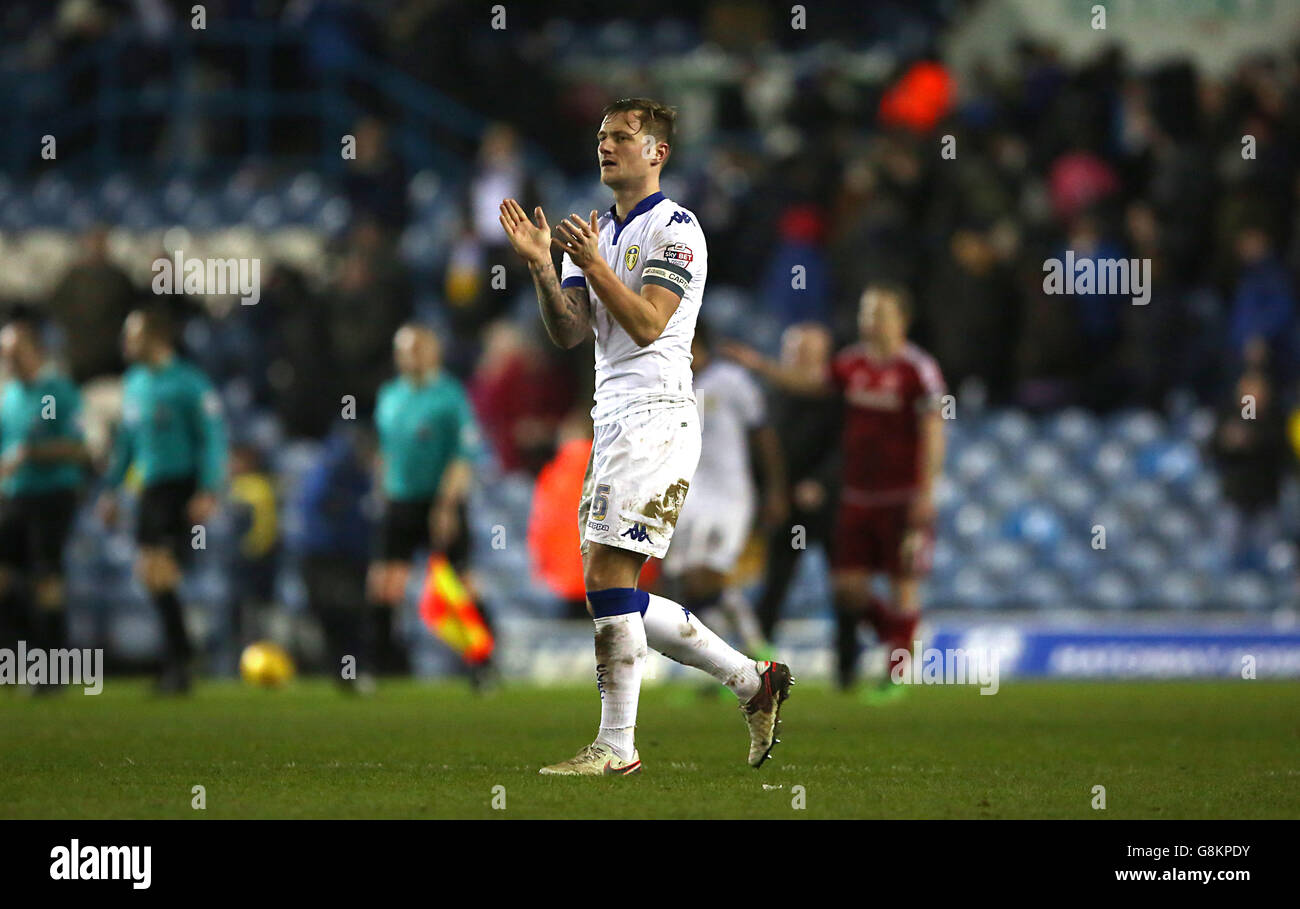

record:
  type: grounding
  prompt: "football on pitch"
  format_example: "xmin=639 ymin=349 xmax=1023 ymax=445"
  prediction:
xmin=239 ymin=642 xmax=296 ymax=688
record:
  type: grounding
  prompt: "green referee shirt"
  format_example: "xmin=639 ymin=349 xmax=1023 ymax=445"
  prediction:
xmin=0 ymin=365 xmax=84 ymax=497
xmin=106 ymin=356 xmax=228 ymax=492
xmin=375 ymin=371 xmax=481 ymax=502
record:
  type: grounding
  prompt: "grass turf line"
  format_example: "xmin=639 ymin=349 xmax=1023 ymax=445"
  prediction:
xmin=1 ymin=679 xmax=1296 ymax=819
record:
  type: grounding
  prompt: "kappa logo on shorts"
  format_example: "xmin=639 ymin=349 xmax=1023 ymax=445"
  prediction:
xmin=621 ymin=522 xmax=650 ymax=543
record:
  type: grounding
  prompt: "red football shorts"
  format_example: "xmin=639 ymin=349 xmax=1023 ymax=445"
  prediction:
xmin=831 ymin=502 xmax=933 ymax=577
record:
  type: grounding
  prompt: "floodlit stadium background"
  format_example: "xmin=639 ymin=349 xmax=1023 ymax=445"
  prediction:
xmin=2 ymin=0 xmax=1299 ymax=683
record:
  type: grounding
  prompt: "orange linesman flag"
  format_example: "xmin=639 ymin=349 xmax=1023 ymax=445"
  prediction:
xmin=418 ymin=553 xmax=494 ymax=665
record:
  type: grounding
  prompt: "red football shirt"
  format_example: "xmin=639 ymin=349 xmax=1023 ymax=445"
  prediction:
xmin=830 ymin=341 xmax=946 ymax=506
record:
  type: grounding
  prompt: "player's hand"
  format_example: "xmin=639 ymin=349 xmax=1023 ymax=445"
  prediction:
xmin=187 ymin=492 xmax=218 ymax=526
xmin=498 ymin=199 xmax=552 ymax=266
xmin=906 ymin=494 xmax=936 ymax=530
xmin=718 ymin=340 xmax=766 ymax=373
xmin=553 ymin=210 xmax=601 ymax=270
xmin=430 ymin=500 xmax=461 ymax=550
xmin=900 ymin=528 xmax=926 ymax=575
xmin=96 ymin=492 xmax=119 ymax=528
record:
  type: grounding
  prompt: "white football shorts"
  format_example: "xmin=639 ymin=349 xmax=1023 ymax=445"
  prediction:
xmin=578 ymin=403 xmax=702 ymax=560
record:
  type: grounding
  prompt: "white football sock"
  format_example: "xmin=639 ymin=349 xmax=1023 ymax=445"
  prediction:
xmin=592 ymin=612 xmax=646 ymax=762
xmin=642 ymin=593 xmax=760 ymax=701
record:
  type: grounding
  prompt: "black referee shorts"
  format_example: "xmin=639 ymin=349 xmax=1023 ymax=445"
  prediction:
xmin=374 ymin=498 xmax=470 ymax=569
xmin=137 ymin=476 xmax=199 ymax=563
xmin=0 ymin=490 xmax=79 ymax=577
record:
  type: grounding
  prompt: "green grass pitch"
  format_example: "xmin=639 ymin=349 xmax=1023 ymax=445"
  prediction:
xmin=2 ymin=678 xmax=1296 ymax=819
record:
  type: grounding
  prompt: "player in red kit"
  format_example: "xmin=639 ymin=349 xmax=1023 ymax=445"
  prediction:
xmin=723 ymin=283 xmax=946 ymax=695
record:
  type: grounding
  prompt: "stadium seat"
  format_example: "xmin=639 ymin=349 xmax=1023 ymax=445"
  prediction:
xmin=1155 ymin=569 xmax=1205 ymax=611
xmin=1002 ymin=503 xmax=1065 ymax=550
xmin=986 ymin=409 xmax=1035 ymax=448
xmin=954 ymin=438 xmax=1000 ymax=486
xmin=1111 ymin=410 xmax=1165 ymax=447
xmin=1220 ymin=572 xmax=1273 ymax=611
xmin=1085 ymin=568 xmax=1139 ymax=610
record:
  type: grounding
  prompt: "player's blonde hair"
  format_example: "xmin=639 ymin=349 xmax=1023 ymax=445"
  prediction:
xmin=600 ymin=98 xmax=677 ymax=151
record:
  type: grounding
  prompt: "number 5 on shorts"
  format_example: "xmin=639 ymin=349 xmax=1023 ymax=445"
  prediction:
xmin=592 ymin=483 xmax=611 ymax=522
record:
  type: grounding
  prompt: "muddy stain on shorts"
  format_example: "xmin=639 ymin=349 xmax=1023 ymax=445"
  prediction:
xmin=641 ymin=478 xmax=691 ymax=530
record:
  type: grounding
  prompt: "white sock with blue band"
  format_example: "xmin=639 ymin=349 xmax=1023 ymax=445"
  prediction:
xmin=588 ymin=588 xmax=649 ymax=762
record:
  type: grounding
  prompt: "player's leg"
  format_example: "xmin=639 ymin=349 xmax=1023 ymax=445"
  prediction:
xmin=681 ymin=565 xmax=727 ymax=633
xmin=28 ymin=492 xmax=78 ymax=669
xmin=364 ymin=559 xmax=409 ymax=675
xmin=581 ymin=408 xmax=763 ymax=703
xmin=754 ymin=515 xmax=803 ymax=647
xmin=670 ymin=494 xmax=766 ymax=653
xmin=680 ymin=565 xmax=766 ymax=656
xmin=632 ymin=408 xmax=789 ymax=767
xmin=875 ymin=502 xmax=929 ymax=671
xmin=366 ymin=498 xmax=425 ymax=677
xmin=543 ymin=406 xmax=791 ymax=772
xmin=362 ymin=559 xmax=397 ymax=681
xmin=0 ymin=502 xmax=31 ymax=656
xmin=851 ymin=573 xmax=922 ymax=704
xmin=135 ymin=480 xmax=204 ymax=693
xmin=665 ymin=509 xmax=733 ymax=634
xmin=539 ymin=435 xmax=648 ymax=775
xmin=706 ymin=505 xmax=767 ymax=654
xmin=137 ymin=545 xmax=191 ymax=693
xmin=660 ymin=514 xmax=748 ymax=700
xmin=829 ymin=503 xmax=880 ymax=689
xmin=831 ymin=568 xmax=874 ymax=689
xmin=883 ymin=574 xmax=922 ymax=653
xmin=583 ymin=540 xmax=648 ymax=768
xmin=639 ymin=585 xmax=791 ymax=767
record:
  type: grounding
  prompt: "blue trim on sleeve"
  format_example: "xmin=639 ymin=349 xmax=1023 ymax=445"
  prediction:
xmin=561 ymin=276 xmax=587 ymax=289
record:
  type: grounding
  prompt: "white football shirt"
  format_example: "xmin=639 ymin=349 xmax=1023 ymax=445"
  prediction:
xmin=560 ymin=191 xmax=707 ymax=425
xmin=691 ymin=359 xmax=765 ymax=506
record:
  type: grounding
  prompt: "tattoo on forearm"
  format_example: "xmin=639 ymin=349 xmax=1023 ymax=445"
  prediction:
xmin=532 ymin=261 xmax=590 ymax=346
